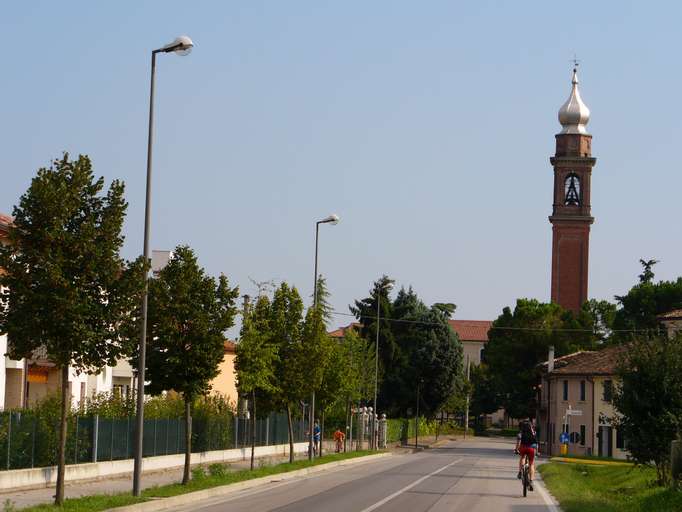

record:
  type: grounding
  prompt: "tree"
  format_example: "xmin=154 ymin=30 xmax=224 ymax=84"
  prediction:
xmin=351 ymin=280 xmax=462 ymax=417
xmin=638 ymin=258 xmax=659 ymax=284
xmin=484 ymin=299 xmax=595 ymax=419
xmin=267 ymin=282 xmax=305 ymax=462
xmin=469 ymin=364 xmax=501 ymax=424
xmin=613 ymin=334 xmax=682 ymax=485
xmin=235 ymin=295 xmax=278 ymax=469
xmin=144 ymin=245 xmax=239 ymax=484
xmin=313 ymin=274 xmax=334 ymax=327
xmin=612 ymin=260 xmax=682 ymax=342
xmin=0 ymin=154 xmax=145 ymax=505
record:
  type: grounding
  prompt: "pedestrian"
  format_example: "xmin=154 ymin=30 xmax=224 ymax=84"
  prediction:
xmin=314 ymin=419 xmax=321 ymax=455
xmin=333 ymin=427 xmax=346 ymax=452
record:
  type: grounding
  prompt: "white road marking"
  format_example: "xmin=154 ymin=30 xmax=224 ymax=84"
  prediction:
xmin=535 ymin=477 xmax=561 ymax=512
xmin=358 ymin=458 xmax=463 ymax=512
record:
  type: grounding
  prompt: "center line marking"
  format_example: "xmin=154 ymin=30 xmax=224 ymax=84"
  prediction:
xmin=359 ymin=458 xmax=463 ymax=512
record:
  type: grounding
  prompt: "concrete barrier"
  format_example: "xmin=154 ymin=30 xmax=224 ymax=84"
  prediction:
xmin=0 ymin=442 xmax=309 ymax=492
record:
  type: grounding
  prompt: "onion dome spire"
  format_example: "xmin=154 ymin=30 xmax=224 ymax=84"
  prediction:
xmin=558 ymin=67 xmax=590 ymax=135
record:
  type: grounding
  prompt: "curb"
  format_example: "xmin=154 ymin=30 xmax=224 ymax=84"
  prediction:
xmin=105 ymin=452 xmax=392 ymax=512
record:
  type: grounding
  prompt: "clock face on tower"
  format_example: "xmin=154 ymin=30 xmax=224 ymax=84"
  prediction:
xmin=564 ymin=173 xmax=581 ymax=206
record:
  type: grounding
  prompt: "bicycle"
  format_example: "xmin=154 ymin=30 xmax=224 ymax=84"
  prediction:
xmin=515 ymin=448 xmax=532 ymax=497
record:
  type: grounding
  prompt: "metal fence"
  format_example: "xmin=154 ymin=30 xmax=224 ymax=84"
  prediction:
xmin=0 ymin=411 xmax=306 ymax=471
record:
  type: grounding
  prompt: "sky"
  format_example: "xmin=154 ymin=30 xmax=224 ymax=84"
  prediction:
xmin=2 ymin=1 xmax=681 ymax=334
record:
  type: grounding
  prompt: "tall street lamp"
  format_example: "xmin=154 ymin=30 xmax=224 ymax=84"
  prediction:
xmin=372 ymin=280 xmax=392 ymax=450
xmin=310 ymin=213 xmax=339 ymax=460
xmin=133 ymin=35 xmax=194 ymax=497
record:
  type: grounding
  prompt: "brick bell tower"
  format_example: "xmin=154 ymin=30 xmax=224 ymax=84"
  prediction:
xmin=549 ymin=67 xmax=595 ymax=312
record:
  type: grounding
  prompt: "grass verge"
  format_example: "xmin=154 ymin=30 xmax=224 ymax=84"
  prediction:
xmin=539 ymin=461 xmax=682 ymax=512
xmin=15 ymin=450 xmax=377 ymax=512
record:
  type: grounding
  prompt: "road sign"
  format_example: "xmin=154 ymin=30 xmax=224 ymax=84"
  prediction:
xmin=560 ymin=432 xmax=569 ymax=444
xmin=567 ymin=409 xmax=583 ymax=416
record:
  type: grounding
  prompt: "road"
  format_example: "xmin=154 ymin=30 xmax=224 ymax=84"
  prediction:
xmin=168 ymin=437 xmax=559 ymax=512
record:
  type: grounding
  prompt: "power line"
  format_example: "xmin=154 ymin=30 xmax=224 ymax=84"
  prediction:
xmin=330 ymin=309 xmax=656 ymax=334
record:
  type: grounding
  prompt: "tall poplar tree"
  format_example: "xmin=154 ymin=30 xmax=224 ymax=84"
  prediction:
xmin=0 ymin=154 xmax=145 ymax=505
xmin=143 ymin=245 xmax=239 ymax=484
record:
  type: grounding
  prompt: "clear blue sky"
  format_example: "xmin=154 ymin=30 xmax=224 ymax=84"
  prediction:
xmin=2 ymin=1 xmax=681 ymax=332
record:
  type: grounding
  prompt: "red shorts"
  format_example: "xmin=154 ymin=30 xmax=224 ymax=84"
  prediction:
xmin=519 ymin=445 xmax=536 ymax=465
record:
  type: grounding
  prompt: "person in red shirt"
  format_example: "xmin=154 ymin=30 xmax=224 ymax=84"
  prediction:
xmin=333 ymin=428 xmax=346 ymax=452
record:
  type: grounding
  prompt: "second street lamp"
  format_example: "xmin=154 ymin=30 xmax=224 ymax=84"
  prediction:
xmin=310 ymin=213 xmax=339 ymax=460
xmin=133 ymin=35 xmax=194 ymax=498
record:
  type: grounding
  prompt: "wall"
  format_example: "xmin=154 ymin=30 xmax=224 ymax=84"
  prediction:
xmin=545 ymin=375 xmax=595 ymax=457
xmin=211 ymin=351 xmax=238 ymax=406
xmin=593 ymin=376 xmax=628 ymax=460
xmin=0 ymin=442 xmax=310 ymax=492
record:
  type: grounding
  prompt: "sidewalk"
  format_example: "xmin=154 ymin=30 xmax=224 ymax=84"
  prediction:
xmin=3 ymin=442 xmax=336 ymax=510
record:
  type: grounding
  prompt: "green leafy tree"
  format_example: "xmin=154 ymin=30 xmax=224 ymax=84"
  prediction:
xmin=235 ymin=295 xmax=278 ymax=469
xmin=612 ymin=261 xmax=682 ymax=342
xmin=638 ymin=258 xmax=659 ymax=284
xmin=143 ymin=245 xmax=239 ymax=484
xmin=298 ymin=306 xmax=333 ymax=457
xmin=351 ymin=280 xmax=462 ymax=417
xmin=484 ymin=299 xmax=595 ymax=419
xmin=267 ymin=283 xmax=305 ymax=462
xmin=469 ymin=364 xmax=501 ymax=424
xmin=613 ymin=334 xmax=682 ymax=485
xmin=0 ymin=154 xmax=145 ymax=505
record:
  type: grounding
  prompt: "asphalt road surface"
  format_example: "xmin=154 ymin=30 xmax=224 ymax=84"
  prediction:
xmin=167 ymin=437 xmax=560 ymax=512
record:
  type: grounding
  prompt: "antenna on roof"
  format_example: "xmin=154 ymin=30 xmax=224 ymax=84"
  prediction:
xmin=248 ymin=276 xmax=276 ymax=298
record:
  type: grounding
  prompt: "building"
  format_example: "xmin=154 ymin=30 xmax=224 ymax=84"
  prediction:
xmin=658 ymin=309 xmax=682 ymax=338
xmin=537 ymin=344 xmax=629 ymax=459
xmin=448 ymin=320 xmax=492 ymax=366
xmin=210 ymin=340 xmax=238 ymax=407
xmin=0 ymin=212 xmax=176 ymax=409
xmin=549 ymin=66 xmax=596 ymax=312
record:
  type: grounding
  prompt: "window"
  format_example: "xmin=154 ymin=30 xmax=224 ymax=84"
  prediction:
xmin=563 ymin=380 xmax=569 ymax=401
xmin=580 ymin=425 xmax=586 ymax=446
xmin=479 ymin=347 xmax=485 ymax=364
xmin=616 ymin=429 xmax=626 ymax=450
xmin=603 ymin=380 xmax=613 ymax=403
xmin=580 ymin=380 xmax=586 ymax=401
xmin=564 ymin=173 xmax=581 ymax=206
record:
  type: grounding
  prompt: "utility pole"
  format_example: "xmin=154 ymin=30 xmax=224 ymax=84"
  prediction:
xmin=464 ymin=355 xmax=470 ymax=439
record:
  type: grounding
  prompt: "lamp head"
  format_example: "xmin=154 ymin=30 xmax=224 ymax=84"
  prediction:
xmin=161 ymin=35 xmax=194 ymax=56
xmin=320 ymin=213 xmax=340 ymax=225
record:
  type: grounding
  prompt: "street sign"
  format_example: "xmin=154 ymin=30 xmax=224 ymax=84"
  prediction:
xmin=560 ymin=432 xmax=569 ymax=444
xmin=567 ymin=409 xmax=583 ymax=416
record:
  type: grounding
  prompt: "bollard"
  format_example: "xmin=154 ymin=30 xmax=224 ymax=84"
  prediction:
xmin=92 ymin=415 xmax=99 ymax=463
xmin=672 ymin=440 xmax=682 ymax=486
xmin=378 ymin=414 xmax=387 ymax=449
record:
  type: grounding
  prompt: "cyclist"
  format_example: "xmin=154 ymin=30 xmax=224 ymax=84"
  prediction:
xmin=515 ymin=417 xmax=539 ymax=491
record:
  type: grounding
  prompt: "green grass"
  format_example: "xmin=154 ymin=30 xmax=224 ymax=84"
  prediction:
xmin=551 ymin=453 xmax=634 ymax=464
xmin=14 ymin=450 xmax=377 ymax=512
xmin=539 ymin=461 xmax=682 ymax=512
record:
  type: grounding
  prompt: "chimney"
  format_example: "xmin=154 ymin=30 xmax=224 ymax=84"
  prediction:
xmin=242 ymin=294 xmax=251 ymax=317
xmin=548 ymin=345 xmax=555 ymax=373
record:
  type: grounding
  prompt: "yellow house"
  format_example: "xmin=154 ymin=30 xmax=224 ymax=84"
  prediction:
xmin=210 ymin=340 xmax=238 ymax=407
xmin=538 ymin=344 xmax=629 ymax=459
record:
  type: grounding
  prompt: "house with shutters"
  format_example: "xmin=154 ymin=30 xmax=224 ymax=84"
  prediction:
xmin=537 ymin=344 xmax=629 ymax=459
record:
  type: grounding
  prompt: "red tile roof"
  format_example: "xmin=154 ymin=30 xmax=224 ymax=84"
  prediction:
xmin=658 ymin=309 xmax=682 ymax=320
xmin=542 ymin=344 xmax=629 ymax=376
xmin=448 ymin=320 xmax=492 ymax=342
xmin=224 ymin=340 xmax=236 ymax=353
xmin=329 ymin=322 xmax=361 ymax=338
xmin=0 ymin=213 xmax=11 ymax=238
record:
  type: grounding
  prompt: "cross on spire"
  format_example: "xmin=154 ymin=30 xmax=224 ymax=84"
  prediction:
xmin=571 ymin=55 xmax=580 ymax=72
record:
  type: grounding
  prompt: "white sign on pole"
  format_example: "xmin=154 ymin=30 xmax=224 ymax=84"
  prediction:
xmin=567 ymin=409 xmax=583 ymax=416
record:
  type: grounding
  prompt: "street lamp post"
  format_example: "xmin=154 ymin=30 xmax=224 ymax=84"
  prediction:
xmin=310 ymin=214 xmax=339 ymax=460
xmin=133 ymin=35 xmax=193 ymax=497
xmin=372 ymin=281 xmax=392 ymax=450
